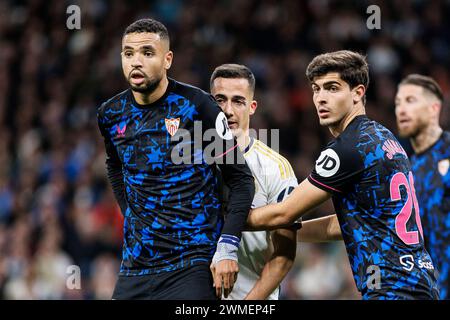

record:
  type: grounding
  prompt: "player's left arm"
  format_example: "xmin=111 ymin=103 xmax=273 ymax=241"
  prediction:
xmin=211 ymin=160 xmax=254 ymax=298
xmin=198 ymin=92 xmax=255 ymax=298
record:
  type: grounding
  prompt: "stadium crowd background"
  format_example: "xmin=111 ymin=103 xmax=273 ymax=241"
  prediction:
xmin=0 ymin=0 xmax=449 ymax=299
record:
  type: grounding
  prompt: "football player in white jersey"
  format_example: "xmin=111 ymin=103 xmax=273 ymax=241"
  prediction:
xmin=210 ymin=64 xmax=298 ymax=300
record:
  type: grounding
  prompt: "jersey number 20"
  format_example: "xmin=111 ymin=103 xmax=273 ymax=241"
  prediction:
xmin=390 ymin=171 xmax=424 ymax=245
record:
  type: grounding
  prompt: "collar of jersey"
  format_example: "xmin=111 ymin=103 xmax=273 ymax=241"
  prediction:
xmin=413 ymin=131 xmax=446 ymax=157
xmin=243 ymin=137 xmax=255 ymax=156
xmin=129 ymin=77 xmax=176 ymax=109
xmin=337 ymin=114 xmax=368 ymax=137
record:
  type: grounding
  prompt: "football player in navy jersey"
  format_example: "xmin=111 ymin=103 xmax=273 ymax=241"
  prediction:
xmin=395 ymin=74 xmax=450 ymax=299
xmin=97 ymin=18 xmax=254 ymax=299
xmin=247 ymin=50 xmax=440 ymax=300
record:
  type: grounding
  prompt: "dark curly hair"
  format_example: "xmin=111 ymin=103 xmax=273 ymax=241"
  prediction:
xmin=124 ymin=18 xmax=169 ymax=43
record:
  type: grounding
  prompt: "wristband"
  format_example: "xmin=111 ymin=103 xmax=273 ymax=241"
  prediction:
xmin=212 ymin=234 xmax=240 ymax=264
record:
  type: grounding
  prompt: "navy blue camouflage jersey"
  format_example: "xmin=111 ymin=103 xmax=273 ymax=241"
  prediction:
xmin=308 ymin=115 xmax=439 ymax=300
xmin=410 ymin=131 xmax=450 ymax=299
xmin=97 ymin=78 xmax=254 ymax=276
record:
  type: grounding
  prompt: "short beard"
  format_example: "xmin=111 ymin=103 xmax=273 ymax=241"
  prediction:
xmin=398 ymin=126 xmax=420 ymax=139
xmin=129 ymin=74 xmax=162 ymax=94
xmin=398 ymin=120 xmax=424 ymax=139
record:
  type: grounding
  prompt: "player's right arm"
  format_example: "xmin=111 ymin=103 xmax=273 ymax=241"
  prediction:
xmin=247 ymin=178 xmax=331 ymax=230
xmin=298 ymin=214 xmax=342 ymax=242
xmin=97 ymin=108 xmax=127 ymax=214
xmin=248 ymin=142 xmax=365 ymax=231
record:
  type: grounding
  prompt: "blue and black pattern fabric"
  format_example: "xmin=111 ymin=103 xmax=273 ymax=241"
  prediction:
xmin=308 ymin=115 xmax=440 ymax=300
xmin=409 ymin=131 xmax=450 ymax=299
xmin=97 ymin=78 xmax=254 ymax=276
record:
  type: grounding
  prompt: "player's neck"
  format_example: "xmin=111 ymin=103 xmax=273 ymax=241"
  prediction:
xmin=410 ymin=125 xmax=443 ymax=154
xmin=132 ymin=77 xmax=169 ymax=105
xmin=329 ymin=106 xmax=365 ymax=137
xmin=236 ymin=132 xmax=251 ymax=151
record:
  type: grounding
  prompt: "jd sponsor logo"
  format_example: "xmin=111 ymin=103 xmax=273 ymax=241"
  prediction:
xmin=315 ymin=149 xmax=340 ymax=177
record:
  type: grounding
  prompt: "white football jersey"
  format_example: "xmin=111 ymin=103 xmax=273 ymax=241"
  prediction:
xmin=224 ymin=138 xmax=298 ymax=300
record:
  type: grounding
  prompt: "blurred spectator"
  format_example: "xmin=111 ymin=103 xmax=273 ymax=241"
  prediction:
xmin=281 ymin=243 xmax=360 ymax=300
xmin=89 ymin=253 xmax=119 ymax=300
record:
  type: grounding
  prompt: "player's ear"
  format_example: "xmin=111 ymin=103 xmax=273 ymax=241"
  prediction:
xmin=430 ymin=101 xmax=442 ymax=118
xmin=164 ymin=51 xmax=173 ymax=70
xmin=249 ymin=100 xmax=258 ymax=116
xmin=352 ymin=85 xmax=365 ymax=104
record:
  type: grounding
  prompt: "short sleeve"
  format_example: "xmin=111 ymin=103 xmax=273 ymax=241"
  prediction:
xmin=308 ymin=141 xmax=365 ymax=195
xmin=267 ymin=159 xmax=298 ymax=204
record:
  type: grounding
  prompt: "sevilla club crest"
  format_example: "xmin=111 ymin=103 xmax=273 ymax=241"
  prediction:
xmin=165 ymin=118 xmax=180 ymax=136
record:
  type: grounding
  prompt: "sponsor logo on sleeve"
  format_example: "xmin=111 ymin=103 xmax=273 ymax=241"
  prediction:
xmin=215 ymin=112 xmax=233 ymax=140
xmin=315 ymin=149 xmax=340 ymax=177
xmin=115 ymin=122 xmax=127 ymax=138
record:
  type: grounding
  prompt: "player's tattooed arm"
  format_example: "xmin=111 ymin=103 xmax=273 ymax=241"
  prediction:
xmin=247 ymin=179 xmax=331 ymax=230
xmin=298 ymin=214 xmax=342 ymax=242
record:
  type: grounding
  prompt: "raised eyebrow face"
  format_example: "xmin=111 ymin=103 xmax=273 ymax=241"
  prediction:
xmin=231 ymin=95 xmax=247 ymax=103
xmin=122 ymin=31 xmax=168 ymax=51
xmin=122 ymin=44 xmax=157 ymax=52
xmin=214 ymin=93 xmax=247 ymax=101
xmin=314 ymin=80 xmax=342 ymax=87
xmin=311 ymin=80 xmax=342 ymax=90
xmin=213 ymin=93 xmax=226 ymax=100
